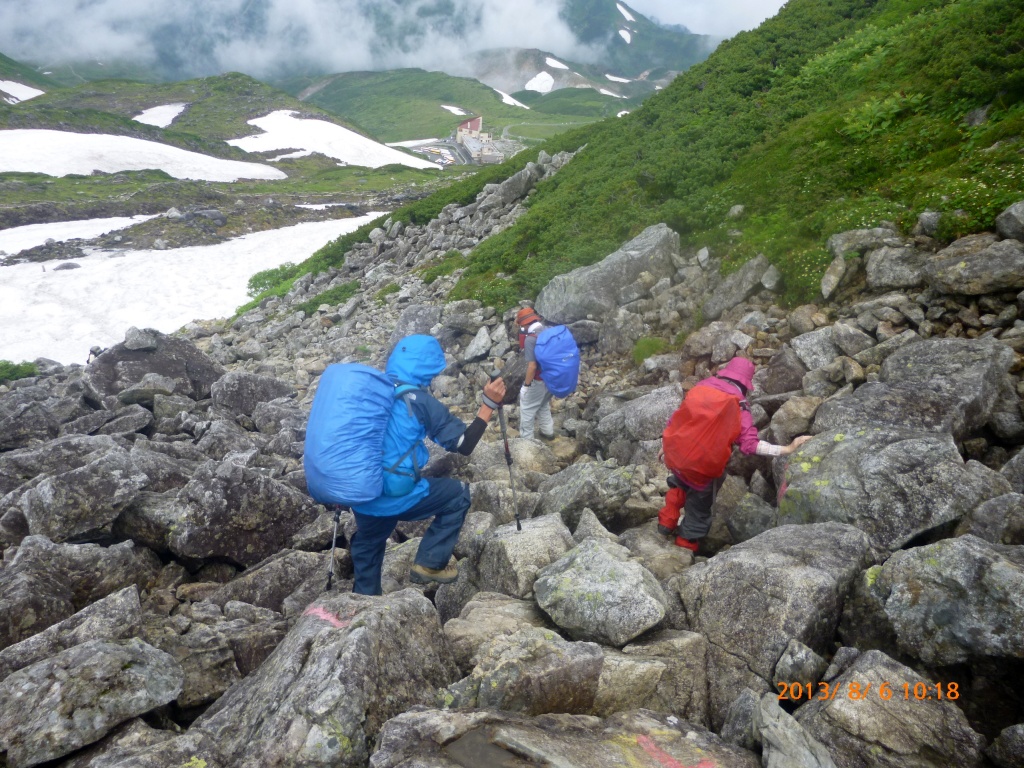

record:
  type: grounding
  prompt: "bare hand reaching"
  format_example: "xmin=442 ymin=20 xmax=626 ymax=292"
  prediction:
xmin=783 ymin=435 xmax=813 ymax=454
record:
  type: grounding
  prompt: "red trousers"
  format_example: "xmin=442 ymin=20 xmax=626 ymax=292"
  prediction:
xmin=658 ymin=487 xmax=687 ymax=531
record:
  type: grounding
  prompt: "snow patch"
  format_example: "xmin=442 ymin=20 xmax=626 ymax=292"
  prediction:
xmin=0 ymin=213 xmax=385 ymax=365
xmin=227 ymin=110 xmax=438 ymax=170
xmin=441 ymin=105 xmax=468 ymax=116
xmin=296 ymin=203 xmax=348 ymax=210
xmin=386 ymin=138 xmax=442 ymax=147
xmin=616 ymin=3 xmax=636 ymax=22
xmin=0 ymin=80 xmax=45 ymax=104
xmin=619 ymin=29 xmax=632 ymax=44
xmin=132 ymin=103 xmax=187 ymax=128
xmin=617 ymin=111 xmax=631 ymax=118
xmin=545 ymin=57 xmax=569 ymax=70
xmin=599 ymin=89 xmax=625 ymax=99
xmin=525 ymin=72 xmax=555 ymax=94
xmin=0 ymin=215 xmax=159 ymax=256
xmin=605 ymin=74 xmax=632 ymax=83
xmin=0 ymin=129 xmax=286 ymax=182
xmin=494 ymin=89 xmax=530 ymax=109
xmin=269 ymin=149 xmax=314 ymax=162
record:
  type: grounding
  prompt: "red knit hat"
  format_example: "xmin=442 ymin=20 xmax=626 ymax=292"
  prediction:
xmin=718 ymin=357 xmax=755 ymax=391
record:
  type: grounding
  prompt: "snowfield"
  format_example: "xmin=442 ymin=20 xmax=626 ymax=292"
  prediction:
xmin=0 ymin=212 xmax=384 ymax=365
xmin=619 ymin=29 xmax=632 ymax=44
xmin=132 ymin=103 xmax=187 ymax=128
xmin=0 ymin=129 xmax=286 ymax=181
xmin=0 ymin=80 xmax=44 ymax=105
xmin=269 ymin=149 xmax=314 ymax=161
xmin=525 ymin=72 xmax=555 ymax=94
xmin=545 ymin=58 xmax=569 ymax=70
xmin=227 ymin=111 xmax=438 ymax=170
xmin=616 ymin=3 xmax=636 ymax=22
xmin=386 ymin=138 xmax=442 ymax=148
xmin=440 ymin=105 xmax=468 ymax=116
xmin=494 ymin=90 xmax=530 ymax=109
xmin=606 ymin=74 xmax=631 ymax=83
xmin=600 ymin=89 xmax=625 ymax=99
xmin=617 ymin=111 xmax=631 ymax=117
xmin=0 ymin=215 xmax=159 ymax=256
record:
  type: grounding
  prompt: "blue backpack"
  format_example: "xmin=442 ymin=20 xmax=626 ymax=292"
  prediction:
xmin=535 ymin=326 xmax=580 ymax=398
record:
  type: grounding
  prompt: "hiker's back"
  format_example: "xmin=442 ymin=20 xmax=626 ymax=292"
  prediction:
xmin=662 ymin=381 xmax=743 ymax=485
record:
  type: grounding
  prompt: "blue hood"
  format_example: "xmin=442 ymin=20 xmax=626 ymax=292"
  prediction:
xmin=386 ymin=335 xmax=447 ymax=387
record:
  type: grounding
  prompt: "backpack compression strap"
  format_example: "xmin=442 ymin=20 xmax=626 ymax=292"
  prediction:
xmin=713 ymin=375 xmax=751 ymax=412
xmin=384 ymin=386 xmax=422 ymax=481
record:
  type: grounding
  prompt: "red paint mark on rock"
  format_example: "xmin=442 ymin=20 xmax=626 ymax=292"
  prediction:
xmin=303 ymin=605 xmax=353 ymax=628
xmin=635 ymin=736 xmax=716 ymax=768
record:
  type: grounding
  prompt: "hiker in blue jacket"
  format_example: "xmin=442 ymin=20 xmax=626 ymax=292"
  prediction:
xmin=349 ymin=335 xmax=505 ymax=596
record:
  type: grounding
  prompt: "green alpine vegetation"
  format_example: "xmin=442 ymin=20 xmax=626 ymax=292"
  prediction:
xmin=0 ymin=360 xmax=37 ymax=383
xmin=239 ymin=0 xmax=1024 ymax=312
xmin=0 ymin=52 xmax=58 ymax=90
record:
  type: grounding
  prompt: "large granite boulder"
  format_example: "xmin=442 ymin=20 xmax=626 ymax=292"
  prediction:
xmin=620 ymin=629 xmax=709 ymax=726
xmin=536 ymin=460 xmax=638 ymax=531
xmin=779 ymin=425 xmax=1006 ymax=552
xmin=85 ymin=327 xmax=224 ymax=401
xmin=796 ymin=650 xmax=985 ymax=768
xmin=676 ymin=524 xmax=873 ymax=728
xmin=205 ymin=549 xmax=329 ymax=612
xmin=924 ymin=238 xmax=1024 ymax=294
xmin=988 ymin=724 xmax=1024 ymax=768
xmin=369 ymin=708 xmax=761 ymax=768
xmin=388 ymin=304 xmax=442 ymax=349
xmin=592 ymin=385 xmax=680 ymax=449
xmin=955 ymin=493 xmax=1024 ymax=546
xmin=996 ymin=201 xmax=1024 ymax=240
xmin=790 ymin=327 xmax=841 ymax=371
xmin=842 ymin=535 xmax=1024 ymax=666
xmin=814 ymin=338 xmax=1014 ymax=440
xmin=534 ymin=538 xmax=667 ymax=647
xmin=826 ymin=226 xmax=898 ymax=258
xmin=168 ymin=460 xmax=320 ymax=567
xmin=535 ymin=224 xmax=679 ymax=324
xmin=443 ymin=627 xmax=603 ymax=715
xmin=210 ymin=371 xmax=296 ymax=415
xmin=0 ymin=392 xmax=59 ymax=452
xmin=475 ymin=515 xmax=575 ymax=599
xmin=20 ymin=449 xmax=149 ymax=542
xmin=755 ymin=694 xmax=838 ymax=768
xmin=703 ymin=253 xmax=770 ymax=321
xmin=865 ymin=246 xmax=931 ymax=291
xmin=442 ymin=592 xmax=550 ymax=674
xmin=194 ymin=590 xmax=458 ymax=768
xmin=0 ymin=639 xmax=183 ymax=768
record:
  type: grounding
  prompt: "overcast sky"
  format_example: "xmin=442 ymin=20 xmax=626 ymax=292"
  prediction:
xmin=629 ymin=0 xmax=788 ymax=37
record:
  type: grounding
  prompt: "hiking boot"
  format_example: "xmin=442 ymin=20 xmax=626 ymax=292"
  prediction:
xmin=539 ymin=431 xmax=556 ymax=441
xmin=409 ymin=563 xmax=459 ymax=584
xmin=674 ymin=537 xmax=699 ymax=553
xmin=657 ymin=524 xmax=674 ymax=536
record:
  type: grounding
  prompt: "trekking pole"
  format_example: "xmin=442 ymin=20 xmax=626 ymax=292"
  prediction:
xmin=490 ymin=369 xmax=522 ymax=532
xmin=325 ymin=504 xmax=343 ymax=591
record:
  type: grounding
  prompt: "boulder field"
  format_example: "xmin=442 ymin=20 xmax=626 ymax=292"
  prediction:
xmin=1 ymin=162 xmax=1023 ymax=767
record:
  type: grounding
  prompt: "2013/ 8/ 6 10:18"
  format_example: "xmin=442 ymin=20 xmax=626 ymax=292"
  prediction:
xmin=778 ymin=681 xmax=960 ymax=701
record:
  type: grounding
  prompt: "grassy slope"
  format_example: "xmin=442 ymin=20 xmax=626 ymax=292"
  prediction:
xmin=445 ymin=0 xmax=1024 ymax=307
xmin=0 ymin=52 xmax=58 ymax=90
xmin=277 ymin=68 xmax=608 ymax=143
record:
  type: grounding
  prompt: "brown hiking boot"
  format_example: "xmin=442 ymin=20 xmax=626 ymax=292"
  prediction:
xmin=409 ymin=563 xmax=459 ymax=584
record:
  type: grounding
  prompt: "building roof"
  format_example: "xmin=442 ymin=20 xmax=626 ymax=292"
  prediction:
xmin=462 ymin=135 xmax=495 ymax=154
xmin=458 ymin=116 xmax=483 ymax=132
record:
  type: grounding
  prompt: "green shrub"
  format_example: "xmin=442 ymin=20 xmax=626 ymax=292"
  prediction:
xmin=294 ymin=281 xmax=361 ymax=317
xmin=375 ymin=282 xmax=400 ymax=303
xmin=247 ymin=263 xmax=297 ymax=298
xmin=632 ymin=338 xmax=671 ymax=366
xmin=420 ymin=250 xmax=469 ymax=284
xmin=0 ymin=360 xmax=37 ymax=382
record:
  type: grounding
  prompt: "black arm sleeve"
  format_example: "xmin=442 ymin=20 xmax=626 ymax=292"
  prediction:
xmin=457 ymin=417 xmax=488 ymax=455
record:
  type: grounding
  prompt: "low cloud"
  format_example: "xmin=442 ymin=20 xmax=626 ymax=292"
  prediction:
xmin=629 ymin=0 xmax=788 ymax=38
xmin=0 ymin=0 xmax=598 ymax=79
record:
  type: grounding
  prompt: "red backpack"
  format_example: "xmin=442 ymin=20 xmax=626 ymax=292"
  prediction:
xmin=663 ymin=382 xmax=744 ymax=485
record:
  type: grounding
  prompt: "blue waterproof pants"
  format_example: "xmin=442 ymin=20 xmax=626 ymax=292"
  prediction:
xmin=351 ymin=477 xmax=471 ymax=596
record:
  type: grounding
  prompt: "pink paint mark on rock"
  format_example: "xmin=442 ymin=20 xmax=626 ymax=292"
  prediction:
xmin=635 ymin=735 xmax=717 ymax=768
xmin=303 ymin=605 xmax=350 ymax=628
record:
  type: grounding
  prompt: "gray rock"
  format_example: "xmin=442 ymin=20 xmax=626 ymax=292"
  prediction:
xmin=988 ymin=724 xmax=1024 ymax=768
xmin=0 ymin=586 xmax=141 ymax=682
xmin=594 ymin=384 xmax=680 ymax=447
xmin=0 ymin=639 xmax=183 ymax=768
xmin=831 ymin=322 xmax=875 ymax=357
xmin=924 ymin=238 xmax=1024 ymax=294
xmin=820 ymin=255 xmax=848 ymax=300
xmin=597 ymin=307 xmax=644 ymax=354
xmin=773 ymin=639 xmax=828 ymax=689
xmin=790 ymin=327 xmax=841 ymax=371
xmin=726 ymin=493 xmax=778 ymax=543
xmin=770 ymin=396 xmax=822 ymax=444
xmin=844 ymin=535 xmax=1024 ymax=666
xmin=21 ymin=449 xmax=148 ymax=542
xmin=475 ymin=515 xmax=575 ymax=599
xmin=865 ymin=246 xmax=930 ymax=291
xmin=53 ymin=718 xmax=176 ymax=768
xmin=796 ymin=650 xmax=985 ymax=768
xmin=252 ymin=397 xmax=305 ymax=435
xmin=370 ymin=708 xmax=760 ymax=768
xmin=826 ymin=226 xmax=898 ymax=258
xmin=618 ymin=521 xmax=693 ymax=580
xmin=73 ymin=730 xmax=223 ymax=768
xmin=955 ymin=493 xmax=1024 ymax=545
xmin=210 ymin=371 xmax=296 ymax=415
xmin=1003 ymin=451 xmax=1024 ymax=494
xmin=443 ymin=592 xmax=549 ymax=674
xmin=0 ymin=393 xmax=59 ymax=451
xmin=780 ymin=426 xmax=1005 ymax=552
xmin=461 ymin=325 xmax=492 ymax=362
xmin=193 ymin=590 xmax=458 ymax=768
xmin=86 ymin=328 xmax=224 ymax=401
xmin=761 ymin=264 xmax=782 ymax=291
xmin=816 ymin=338 xmax=1013 ymax=440
xmin=676 ymin=523 xmax=873 ymax=728
xmin=572 ymin=507 xmax=620 ymax=545
xmin=96 ymin=403 xmax=153 ymax=436
xmin=443 ymin=627 xmax=603 ymax=715
xmin=536 ymin=459 xmax=637 ymax=531
xmin=168 ymin=460 xmax=319 ymax=567
xmin=496 ymin=162 xmax=542 ymax=205
xmin=851 ymin=328 xmax=920 ymax=367
xmin=388 ymin=304 xmax=443 ymax=349
xmin=756 ymin=694 xmax=838 ymax=768
xmin=621 ymin=629 xmax=709 ymax=726
xmin=206 ymin=549 xmax=330 ymax=612
xmin=996 ymin=201 xmax=1024 ymax=241
xmin=195 ymin=420 xmax=255 ymax=460
xmin=764 ymin=348 xmax=808 ymax=396
xmin=592 ymin=648 xmax=668 ymax=718
xmin=703 ymin=253 xmax=770 ymax=321
xmin=721 ymin=688 xmax=761 ymax=750
xmin=116 ymin=373 xmax=177 ymax=406
xmin=534 ymin=538 xmax=666 ymax=647
xmin=567 ymin=319 xmax=601 ymax=345
xmin=535 ymin=224 xmax=679 ymax=324
xmin=913 ymin=210 xmax=942 ymax=237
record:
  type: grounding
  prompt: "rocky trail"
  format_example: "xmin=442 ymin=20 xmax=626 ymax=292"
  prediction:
xmin=1 ymin=149 xmax=1024 ymax=768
